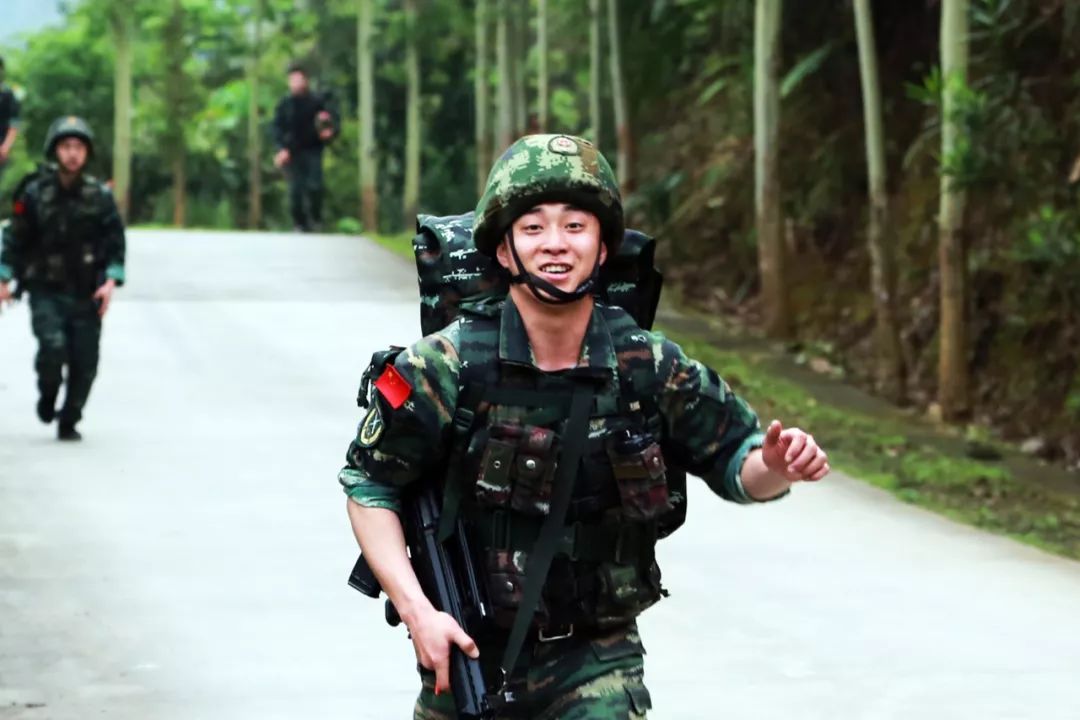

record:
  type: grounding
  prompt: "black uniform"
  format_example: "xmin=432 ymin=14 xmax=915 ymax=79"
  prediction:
xmin=272 ymin=91 xmax=337 ymax=231
xmin=0 ymin=82 xmax=20 ymax=184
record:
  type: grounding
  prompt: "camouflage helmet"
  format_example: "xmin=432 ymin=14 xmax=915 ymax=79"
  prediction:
xmin=44 ymin=115 xmax=95 ymax=159
xmin=472 ymin=134 xmax=624 ymax=257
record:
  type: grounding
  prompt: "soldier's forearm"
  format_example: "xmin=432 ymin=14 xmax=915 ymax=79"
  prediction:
xmin=0 ymin=127 xmax=16 ymax=152
xmin=738 ymin=449 xmax=792 ymax=501
xmin=346 ymin=499 xmax=433 ymax=625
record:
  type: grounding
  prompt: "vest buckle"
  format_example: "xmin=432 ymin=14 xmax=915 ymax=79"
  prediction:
xmin=538 ymin=623 xmax=574 ymax=642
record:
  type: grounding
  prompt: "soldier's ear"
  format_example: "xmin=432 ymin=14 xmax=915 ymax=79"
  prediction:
xmin=495 ymin=235 xmax=513 ymax=271
xmin=598 ymin=240 xmax=607 ymax=267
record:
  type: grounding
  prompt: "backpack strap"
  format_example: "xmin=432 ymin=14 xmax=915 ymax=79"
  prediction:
xmin=436 ymin=312 xmax=500 ymax=542
xmin=497 ymin=379 xmax=596 ymax=692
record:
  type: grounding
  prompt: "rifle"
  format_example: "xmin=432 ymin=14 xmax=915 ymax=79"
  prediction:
xmin=348 ymin=485 xmax=497 ymax=719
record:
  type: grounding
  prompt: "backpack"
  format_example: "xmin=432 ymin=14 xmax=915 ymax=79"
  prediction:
xmin=413 ymin=212 xmax=663 ymax=335
xmin=410 ymin=212 xmax=687 ymax=538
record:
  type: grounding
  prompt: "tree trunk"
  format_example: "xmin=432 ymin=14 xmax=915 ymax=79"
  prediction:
xmin=109 ymin=1 xmax=133 ymax=223
xmin=164 ymin=0 xmax=186 ymax=228
xmin=938 ymin=0 xmax=970 ymax=420
xmin=172 ymin=152 xmax=186 ymax=228
xmin=495 ymin=0 xmax=513 ymax=153
xmin=403 ymin=0 xmax=421 ymax=230
xmin=854 ymin=0 xmax=904 ymax=402
xmin=247 ymin=0 xmax=264 ymax=229
xmin=536 ymin=0 xmax=548 ymax=132
xmin=358 ymin=0 xmax=378 ymax=232
xmin=475 ymin=0 xmax=490 ymax=194
xmin=589 ymin=0 xmax=602 ymax=147
xmin=754 ymin=0 xmax=788 ymax=337
xmin=606 ymin=0 xmax=633 ymax=191
xmin=515 ymin=0 xmax=529 ymax=134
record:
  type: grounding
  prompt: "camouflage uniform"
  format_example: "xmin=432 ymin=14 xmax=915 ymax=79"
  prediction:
xmin=0 ymin=117 xmax=125 ymax=432
xmin=341 ymin=298 xmax=768 ymax=718
xmin=339 ymin=135 xmax=773 ymax=719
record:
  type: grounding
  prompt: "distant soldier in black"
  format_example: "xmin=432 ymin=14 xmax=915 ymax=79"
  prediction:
xmin=272 ymin=62 xmax=338 ymax=233
xmin=0 ymin=55 xmax=22 ymax=187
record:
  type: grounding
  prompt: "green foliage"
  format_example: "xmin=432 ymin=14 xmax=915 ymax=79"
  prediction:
xmin=670 ymin=329 xmax=1080 ymax=559
xmin=3 ymin=0 xmax=1080 ymax=472
xmin=1015 ymin=205 xmax=1080 ymax=268
xmin=780 ymin=42 xmax=835 ymax=100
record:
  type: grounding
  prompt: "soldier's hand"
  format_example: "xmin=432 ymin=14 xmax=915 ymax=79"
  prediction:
xmin=93 ymin=279 xmax=117 ymax=318
xmin=0 ymin=281 xmax=12 ymax=308
xmin=409 ymin=607 xmax=479 ymax=696
xmin=0 ymin=145 xmax=10 ymax=163
xmin=761 ymin=420 xmax=830 ymax=482
xmin=273 ymin=149 xmax=290 ymax=169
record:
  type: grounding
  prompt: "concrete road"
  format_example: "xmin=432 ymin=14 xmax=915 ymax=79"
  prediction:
xmin=1 ymin=230 xmax=1078 ymax=720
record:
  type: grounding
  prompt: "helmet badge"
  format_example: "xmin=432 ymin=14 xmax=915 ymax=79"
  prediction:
xmin=548 ymin=135 xmax=581 ymax=156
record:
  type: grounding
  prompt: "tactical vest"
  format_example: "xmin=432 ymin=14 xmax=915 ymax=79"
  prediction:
xmin=372 ymin=302 xmax=671 ymax=632
xmin=15 ymin=167 xmax=108 ymax=296
xmin=387 ymin=212 xmax=688 ymax=632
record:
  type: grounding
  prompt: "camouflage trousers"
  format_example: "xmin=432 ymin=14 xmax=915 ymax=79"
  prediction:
xmin=29 ymin=290 xmax=102 ymax=425
xmin=414 ymin=622 xmax=651 ymax=720
xmin=285 ymin=148 xmax=324 ymax=231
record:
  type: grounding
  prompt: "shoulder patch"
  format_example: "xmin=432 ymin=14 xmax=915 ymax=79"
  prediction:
xmin=357 ymin=403 xmax=385 ymax=448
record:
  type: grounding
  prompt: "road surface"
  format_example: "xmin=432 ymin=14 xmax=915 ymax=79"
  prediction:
xmin=2 ymin=230 xmax=1078 ymax=719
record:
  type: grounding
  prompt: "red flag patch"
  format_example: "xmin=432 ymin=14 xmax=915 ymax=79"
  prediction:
xmin=374 ymin=365 xmax=412 ymax=409
xmin=13 ymin=200 xmax=26 ymax=216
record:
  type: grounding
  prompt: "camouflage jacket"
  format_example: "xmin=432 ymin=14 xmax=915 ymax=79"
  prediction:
xmin=339 ymin=297 xmax=767 ymax=512
xmin=0 ymin=165 xmax=125 ymax=292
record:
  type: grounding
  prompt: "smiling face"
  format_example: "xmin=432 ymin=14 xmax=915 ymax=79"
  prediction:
xmin=495 ymin=203 xmax=607 ymax=301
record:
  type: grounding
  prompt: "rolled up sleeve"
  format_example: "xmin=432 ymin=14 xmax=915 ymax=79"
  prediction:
xmin=653 ymin=334 xmax=777 ymax=504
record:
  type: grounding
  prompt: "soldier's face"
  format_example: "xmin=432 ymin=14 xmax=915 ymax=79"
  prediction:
xmin=288 ymin=71 xmax=308 ymax=95
xmin=55 ymin=138 xmax=89 ymax=174
xmin=497 ymin=203 xmax=606 ymax=296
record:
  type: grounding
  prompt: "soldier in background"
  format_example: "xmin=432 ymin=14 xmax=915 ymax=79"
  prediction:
xmin=0 ymin=55 xmax=21 ymax=188
xmin=272 ymin=61 xmax=338 ymax=233
xmin=0 ymin=116 xmax=126 ymax=441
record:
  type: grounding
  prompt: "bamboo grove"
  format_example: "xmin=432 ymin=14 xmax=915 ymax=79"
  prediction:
xmin=2 ymin=0 xmax=1079 ymax=468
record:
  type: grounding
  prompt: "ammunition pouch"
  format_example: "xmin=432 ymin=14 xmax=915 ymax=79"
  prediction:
xmin=474 ymin=510 xmax=664 ymax=630
xmin=475 ymin=422 xmax=559 ymax=516
xmin=606 ymin=429 xmax=672 ymax=522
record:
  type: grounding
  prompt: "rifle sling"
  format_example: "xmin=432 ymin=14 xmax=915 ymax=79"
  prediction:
xmin=498 ymin=381 xmax=594 ymax=685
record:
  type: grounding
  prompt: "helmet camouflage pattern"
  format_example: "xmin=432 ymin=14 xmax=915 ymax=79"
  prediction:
xmin=44 ymin=115 xmax=95 ymax=159
xmin=473 ymin=134 xmax=624 ymax=257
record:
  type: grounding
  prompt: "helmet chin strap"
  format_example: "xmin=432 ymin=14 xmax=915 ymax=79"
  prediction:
xmin=506 ymin=228 xmax=601 ymax=305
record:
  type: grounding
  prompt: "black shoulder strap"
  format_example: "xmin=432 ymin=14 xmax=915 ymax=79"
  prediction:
xmin=498 ymin=380 xmax=595 ymax=691
xmin=436 ymin=314 xmax=498 ymax=542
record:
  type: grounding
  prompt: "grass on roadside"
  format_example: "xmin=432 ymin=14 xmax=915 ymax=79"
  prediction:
xmin=370 ymin=232 xmax=414 ymax=261
xmin=669 ymin=334 xmax=1080 ymax=560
